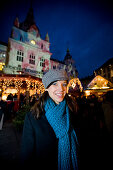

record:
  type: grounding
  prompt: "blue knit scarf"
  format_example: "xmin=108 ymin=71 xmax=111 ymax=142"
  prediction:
xmin=45 ymin=97 xmax=78 ymax=170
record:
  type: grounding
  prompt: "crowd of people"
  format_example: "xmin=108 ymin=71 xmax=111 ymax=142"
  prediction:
xmin=0 ymin=92 xmax=39 ymax=126
xmin=75 ymin=91 xmax=113 ymax=169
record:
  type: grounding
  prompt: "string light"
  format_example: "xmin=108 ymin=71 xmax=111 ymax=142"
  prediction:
xmin=0 ymin=75 xmax=44 ymax=98
xmin=67 ymin=78 xmax=83 ymax=92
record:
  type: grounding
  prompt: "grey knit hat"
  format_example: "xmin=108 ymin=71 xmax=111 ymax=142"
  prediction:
xmin=42 ymin=69 xmax=68 ymax=89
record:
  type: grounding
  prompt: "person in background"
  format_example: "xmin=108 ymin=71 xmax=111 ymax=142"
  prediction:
xmin=102 ymin=90 xmax=113 ymax=139
xmin=101 ymin=90 xmax=113 ymax=169
xmin=20 ymin=69 xmax=79 ymax=170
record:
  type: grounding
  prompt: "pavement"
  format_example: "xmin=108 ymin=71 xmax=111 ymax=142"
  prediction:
xmin=0 ymin=121 xmax=22 ymax=167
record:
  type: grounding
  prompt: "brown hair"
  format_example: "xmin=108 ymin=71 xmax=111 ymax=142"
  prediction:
xmin=31 ymin=91 xmax=78 ymax=119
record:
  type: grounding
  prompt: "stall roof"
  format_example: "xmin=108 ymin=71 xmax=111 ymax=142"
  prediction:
xmin=87 ymin=75 xmax=113 ymax=90
xmin=0 ymin=73 xmax=42 ymax=81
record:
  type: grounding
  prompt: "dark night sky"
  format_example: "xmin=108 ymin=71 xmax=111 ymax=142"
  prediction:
xmin=0 ymin=0 xmax=113 ymax=78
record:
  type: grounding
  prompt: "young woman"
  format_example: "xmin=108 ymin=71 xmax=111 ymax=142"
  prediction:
xmin=20 ymin=69 xmax=79 ymax=170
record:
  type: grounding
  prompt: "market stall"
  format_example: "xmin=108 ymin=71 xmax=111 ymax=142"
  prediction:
xmin=85 ymin=75 xmax=113 ymax=99
xmin=0 ymin=73 xmax=44 ymax=101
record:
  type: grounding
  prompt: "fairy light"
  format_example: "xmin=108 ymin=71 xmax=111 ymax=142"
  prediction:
xmin=67 ymin=78 xmax=83 ymax=92
xmin=0 ymin=80 xmax=2 ymax=86
xmin=14 ymin=79 xmax=23 ymax=91
xmin=31 ymin=81 xmax=35 ymax=89
xmin=0 ymin=75 xmax=44 ymax=98
xmin=72 ymin=80 xmax=76 ymax=88
xmin=25 ymin=79 xmax=31 ymax=90
xmin=40 ymin=83 xmax=45 ymax=93
xmin=3 ymin=79 xmax=13 ymax=87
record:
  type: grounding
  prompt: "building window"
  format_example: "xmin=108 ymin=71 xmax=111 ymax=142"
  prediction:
xmin=20 ymin=36 xmax=23 ymax=42
xmin=29 ymin=54 xmax=35 ymax=65
xmin=40 ymin=57 xmax=45 ymax=67
xmin=17 ymin=50 xmax=24 ymax=62
xmin=41 ymin=44 xmax=43 ymax=49
xmin=18 ymin=65 xmax=21 ymax=71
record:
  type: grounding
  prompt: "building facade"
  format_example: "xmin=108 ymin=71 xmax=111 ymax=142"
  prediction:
xmin=0 ymin=43 xmax=7 ymax=71
xmin=94 ymin=57 xmax=113 ymax=83
xmin=2 ymin=7 xmax=78 ymax=80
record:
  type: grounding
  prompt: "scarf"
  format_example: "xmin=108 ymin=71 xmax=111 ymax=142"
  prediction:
xmin=44 ymin=97 xmax=78 ymax=170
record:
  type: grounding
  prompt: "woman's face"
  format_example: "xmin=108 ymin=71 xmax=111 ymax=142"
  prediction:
xmin=46 ymin=80 xmax=67 ymax=104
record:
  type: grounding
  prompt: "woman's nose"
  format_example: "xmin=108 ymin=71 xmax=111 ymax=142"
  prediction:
xmin=58 ymin=84 xmax=64 ymax=90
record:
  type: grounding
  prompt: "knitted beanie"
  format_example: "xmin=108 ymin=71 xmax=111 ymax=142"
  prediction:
xmin=42 ymin=69 xmax=68 ymax=89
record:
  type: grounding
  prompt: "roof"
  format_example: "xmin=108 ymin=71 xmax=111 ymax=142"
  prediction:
xmin=64 ymin=48 xmax=72 ymax=60
xmin=95 ymin=57 xmax=113 ymax=71
xmin=0 ymin=41 xmax=8 ymax=47
xmin=19 ymin=7 xmax=40 ymax=37
xmin=87 ymin=75 xmax=113 ymax=90
xmin=0 ymin=73 xmax=42 ymax=82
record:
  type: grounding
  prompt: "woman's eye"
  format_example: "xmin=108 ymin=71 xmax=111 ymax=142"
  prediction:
xmin=52 ymin=82 xmax=57 ymax=85
xmin=63 ymin=83 xmax=67 ymax=87
xmin=52 ymin=82 xmax=67 ymax=86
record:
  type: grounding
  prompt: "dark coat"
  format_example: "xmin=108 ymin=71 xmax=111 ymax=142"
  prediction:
xmin=20 ymin=111 xmax=80 ymax=170
xmin=20 ymin=111 xmax=58 ymax=169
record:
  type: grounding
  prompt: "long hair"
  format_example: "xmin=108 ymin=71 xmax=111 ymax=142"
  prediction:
xmin=31 ymin=91 xmax=78 ymax=119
